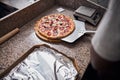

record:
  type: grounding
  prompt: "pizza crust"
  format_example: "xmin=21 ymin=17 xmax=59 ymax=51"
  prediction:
xmin=34 ymin=26 xmax=61 ymax=42
xmin=34 ymin=14 xmax=75 ymax=40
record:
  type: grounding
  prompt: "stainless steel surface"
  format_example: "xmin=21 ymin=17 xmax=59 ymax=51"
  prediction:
xmin=0 ymin=0 xmax=39 ymax=9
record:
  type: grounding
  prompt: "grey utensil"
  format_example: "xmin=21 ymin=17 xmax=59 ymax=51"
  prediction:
xmin=62 ymin=20 xmax=96 ymax=43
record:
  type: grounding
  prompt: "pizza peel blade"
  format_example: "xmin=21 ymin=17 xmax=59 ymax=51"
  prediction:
xmin=61 ymin=20 xmax=96 ymax=43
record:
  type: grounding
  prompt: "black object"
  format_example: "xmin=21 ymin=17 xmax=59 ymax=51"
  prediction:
xmin=74 ymin=6 xmax=102 ymax=26
xmin=74 ymin=12 xmax=101 ymax=26
xmin=81 ymin=63 xmax=98 ymax=80
xmin=0 ymin=2 xmax=18 ymax=18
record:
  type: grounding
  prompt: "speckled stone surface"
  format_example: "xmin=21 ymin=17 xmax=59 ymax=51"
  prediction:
xmin=0 ymin=5 xmax=96 ymax=78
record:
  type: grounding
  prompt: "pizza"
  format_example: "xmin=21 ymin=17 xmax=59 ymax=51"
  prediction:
xmin=35 ymin=14 xmax=75 ymax=40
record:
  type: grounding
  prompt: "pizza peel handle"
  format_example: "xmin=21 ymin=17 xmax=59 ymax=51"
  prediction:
xmin=85 ymin=30 xmax=96 ymax=34
xmin=62 ymin=20 xmax=96 ymax=43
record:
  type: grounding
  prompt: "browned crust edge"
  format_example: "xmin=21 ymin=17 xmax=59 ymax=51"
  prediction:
xmin=34 ymin=26 xmax=61 ymax=42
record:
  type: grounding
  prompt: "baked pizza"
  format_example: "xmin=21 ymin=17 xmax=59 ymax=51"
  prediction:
xmin=35 ymin=14 xmax=75 ymax=39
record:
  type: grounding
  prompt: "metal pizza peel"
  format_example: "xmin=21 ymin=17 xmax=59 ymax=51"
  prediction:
xmin=61 ymin=20 xmax=96 ymax=43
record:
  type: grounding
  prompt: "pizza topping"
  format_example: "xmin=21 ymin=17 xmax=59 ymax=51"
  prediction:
xmin=53 ymin=29 xmax=58 ymax=36
xmin=59 ymin=27 xmax=64 ymax=30
xmin=64 ymin=28 xmax=69 ymax=33
xmin=40 ymin=28 xmax=45 ymax=32
xmin=47 ymin=32 xmax=51 ymax=36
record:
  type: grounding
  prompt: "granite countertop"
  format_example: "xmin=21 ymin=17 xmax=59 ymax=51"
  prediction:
xmin=0 ymin=6 xmax=96 ymax=78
